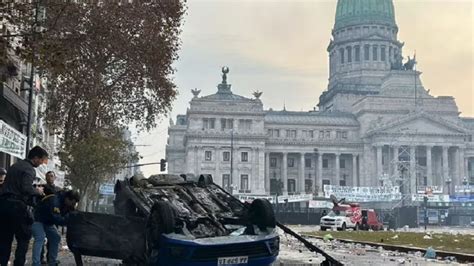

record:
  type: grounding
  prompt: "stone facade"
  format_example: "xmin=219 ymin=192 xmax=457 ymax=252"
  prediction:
xmin=166 ymin=0 xmax=474 ymax=197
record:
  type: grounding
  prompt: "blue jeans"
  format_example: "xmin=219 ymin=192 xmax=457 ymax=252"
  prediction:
xmin=32 ymin=222 xmax=61 ymax=266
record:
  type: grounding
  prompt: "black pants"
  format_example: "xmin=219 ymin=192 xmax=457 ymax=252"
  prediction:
xmin=0 ymin=198 xmax=33 ymax=266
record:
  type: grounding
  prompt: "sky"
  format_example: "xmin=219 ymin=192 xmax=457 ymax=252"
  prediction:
xmin=135 ymin=0 xmax=473 ymax=177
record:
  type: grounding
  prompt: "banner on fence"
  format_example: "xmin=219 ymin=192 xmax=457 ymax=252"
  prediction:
xmin=308 ymin=200 xmax=333 ymax=209
xmin=323 ymin=185 xmax=401 ymax=202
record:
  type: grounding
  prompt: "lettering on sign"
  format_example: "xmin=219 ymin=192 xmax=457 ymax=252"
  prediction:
xmin=0 ymin=121 xmax=27 ymax=159
xmin=324 ymin=185 xmax=401 ymax=202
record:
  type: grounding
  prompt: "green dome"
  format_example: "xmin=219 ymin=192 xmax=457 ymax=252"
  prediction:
xmin=334 ymin=0 xmax=396 ymax=30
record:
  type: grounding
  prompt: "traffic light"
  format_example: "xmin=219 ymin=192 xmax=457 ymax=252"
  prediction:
xmin=160 ymin=159 xmax=167 ymax=172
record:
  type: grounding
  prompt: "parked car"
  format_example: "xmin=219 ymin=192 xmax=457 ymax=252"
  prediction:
xmin=320 ymin=199 xmax=362 ymax=231
xmin=67 ymin=174 xmax=279 ymax=266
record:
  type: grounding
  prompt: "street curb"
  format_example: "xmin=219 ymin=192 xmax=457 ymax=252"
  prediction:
xmin=301 ymin=233 xmax=474 ymax=263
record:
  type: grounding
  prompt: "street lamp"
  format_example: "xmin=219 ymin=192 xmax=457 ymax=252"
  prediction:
xmin=445 ymin=177 xmax=452 ymax=196
xmin=462 ymin=177 xmax=468 ymax=196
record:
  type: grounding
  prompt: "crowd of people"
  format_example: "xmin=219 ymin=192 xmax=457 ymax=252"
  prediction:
xmin=0 ymin=146 xmax=80 ymax=266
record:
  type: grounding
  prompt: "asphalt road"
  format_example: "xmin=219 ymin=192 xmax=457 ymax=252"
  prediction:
xmin=16 ymin=225 xmax=473 ymax=265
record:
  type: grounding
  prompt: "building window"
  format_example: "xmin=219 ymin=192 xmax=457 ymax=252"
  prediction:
xmin=323 ymin=159 xmax=329 ymax=168
xmin=319 ymin=130 xmax=324 ymax=139
xmin=381 ymin=46 xmax=386 ymax=61
xmin=241 ymin=152 xmax=248 ymax=162
xmin=286 ymin=130 xmax=296 ymax=138
xmin=270 ymin=158 xmax=277 ymax=167
xmin=288 ymin=158 xmax=295 ymax=167
xmin=202 ymin=118 xmax=215 ymax=129
xmin=389 ymin=46 xmax=393 ymax=60
xmin=373 ymin=45 xmax=378 ymax=61
xmin=355 ymin=45 xmax=360 ymax=62
xmin=340 ymin=48 xmax=345 ymax=64
xmin=305 ymin=158 xmax=312 ymax=168
xmin=303 ymin=130 xmax=314 ymax=139
xmin=222 ymin=174 xmax=230 ymax=191
xmin=288 ymin=179 xmax=296 ymax=193
xmin=340 ymin=159 xmax=345 ymax=169
xmin=239 ymin=119 xmax=252 ymax=131
xmin=223 ymin=151 xmax=230 ymax=162
xmin=221 ymin=118 xmax=234 ymax=130
xmin=342 ymin=131 xmax=348 ymax=139
xmin=305 ymin=179 xmax=313 ymax=193
xmin=346 ymin=47 xmax=352 ymax=63
xmin=240 ymin=174 xmax=249 ymax=191
xmin=325 ymin=130 xmax=331 ymax=139
xmin=364 ymin=45 xmax=370 ymax=61
xmin=204 ymin=151 xmax=212 ymax=161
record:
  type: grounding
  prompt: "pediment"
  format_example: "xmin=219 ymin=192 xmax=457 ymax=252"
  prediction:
xmin=366 ymin=112 xmax=467 ymax=137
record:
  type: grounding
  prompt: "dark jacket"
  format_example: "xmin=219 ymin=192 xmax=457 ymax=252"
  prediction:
xmin=0 ymin=159 xmax=39 ymax=203
xmin=34 ymin=192 xmax=69 ymax=226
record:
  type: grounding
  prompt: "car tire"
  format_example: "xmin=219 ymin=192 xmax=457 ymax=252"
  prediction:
xmin=339 ymin=223 xmax=346 ymax=231
xmin=320 ymin=226 xmax=327 ymax=231
xmin=146 ymin=201 xmax=176 ymax=253
xmin=248 ymin=199 xmax=276 ymax=231
xmin=354 ymin=223 xmax=359 ymax=231
xmin=198 ymin=174 xmax=213 ymax=187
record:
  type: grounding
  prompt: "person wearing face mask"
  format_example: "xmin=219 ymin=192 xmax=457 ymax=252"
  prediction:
xmin=0 ymin=146 xmax=49 ymax=266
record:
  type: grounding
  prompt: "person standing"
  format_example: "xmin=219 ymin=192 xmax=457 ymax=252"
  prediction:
xmin=0 ymin=146 xmax=49 ymax=266
xmin=0 ymin=168 xmax=6 ymax=190
xmin=44 ymin=171 xmax=60 ymax=194
xmin=32 ymin=190 xmax=80 ymax=266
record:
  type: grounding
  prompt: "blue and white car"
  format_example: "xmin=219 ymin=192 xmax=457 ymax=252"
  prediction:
xmin=67 ymin=174 xmax=279 ymax=266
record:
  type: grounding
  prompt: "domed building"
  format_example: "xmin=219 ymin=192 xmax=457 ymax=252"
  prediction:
xmin=167 ymin=0 xmax=474 ymax=206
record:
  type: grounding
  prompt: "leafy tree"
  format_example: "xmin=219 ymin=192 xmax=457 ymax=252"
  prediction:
xmin=2 ymin=0 xmax=186 ymax=207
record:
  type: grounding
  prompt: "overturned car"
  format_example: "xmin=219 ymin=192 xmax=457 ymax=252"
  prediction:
xmin=67 ymin=174 xmax=279 ymax=266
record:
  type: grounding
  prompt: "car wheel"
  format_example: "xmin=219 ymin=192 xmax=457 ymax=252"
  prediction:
xmin=320 ymin=226 xmax=327 ymax=231
xmin=340 ymin=223 xmax=346 ymax=231
xmin=248 ymin=199 xmax=276 ymax=231
xmin=146 ymin=202 xmax=176 ymax=253
xmin=354 ymin=223 xmax=359 ymax=231
xmin=198 ymin=174 xmax=213 ymax=187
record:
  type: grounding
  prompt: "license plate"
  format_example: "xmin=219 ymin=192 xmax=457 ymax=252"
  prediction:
xmin=217 ymin=256 xmax=248 ymax=265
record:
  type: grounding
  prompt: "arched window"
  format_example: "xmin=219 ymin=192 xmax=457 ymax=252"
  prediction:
xmin=346 ymin=47 xmax=352 ymax=63
xmin=381 ymin=46 xmax=386 ymax=61
xmin=364 ymin=45 xmax=370 ymax=61
xmin=340 ymin=48 xmax=345 ymax=64
xmin=355 ymin=45 xmax=361 ymax=62
xmin=372 ymin=45 xmax=378 ymax=61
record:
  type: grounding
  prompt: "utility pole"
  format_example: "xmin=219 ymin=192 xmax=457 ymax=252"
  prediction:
xmin=25 ymin=0 xmax=40 ymax=154
xmin=230 ymin=128 xmax=234 ymax=194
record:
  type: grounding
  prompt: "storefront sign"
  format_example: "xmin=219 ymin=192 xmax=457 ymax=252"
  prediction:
xmin=99 ymin=183 xmax=115 ymax=195
xmin=411 ymin=194 xmax=450 ymax=202
xmin=323 ymin=185 xmax=402 ymax=202
xmin=0 ymin=120 xmax=26 ymax=159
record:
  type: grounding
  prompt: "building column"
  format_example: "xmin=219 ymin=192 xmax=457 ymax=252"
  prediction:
xmin=376 ymin=145 xmax=383 ymax=180
xmin=410 ymin=146 xmax=416 ymax=195
xmin=352 ymin=154 xmax=357 ymax=186
xmin=282 ymin=152 xmax=288 ymax=195
xmin=459 ymin=148 xmax=466 ymax=184
xmin=317 ymin=153 xmax=323 ymax=195
xmin=453 ymin=147 xmax=460 ymax=187
xmin=265 ymin=152 xmax=270 ymax=193
xmin=392 ymin=145 xmax=399 ymax=178
xmin=335 ymin=153 xmax=340 ymax=186
xmin=299 ymin=153 xmax=305 ymax=193
xmin=426 ymin=146 xmax=433 ymax=186
xmin=442 ymin=146 xmax=449 ymax=194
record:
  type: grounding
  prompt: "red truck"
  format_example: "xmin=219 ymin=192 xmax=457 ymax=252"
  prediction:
xmin=320 ymin=197 xmax=383 ymax=231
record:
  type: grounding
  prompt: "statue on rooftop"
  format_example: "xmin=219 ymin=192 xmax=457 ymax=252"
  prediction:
xmin=253 ymin=90 xmax=263 ymax=99
xmin=403 ymin=55 xmax=417 ymax=71
xmin=222 ymin=66 xmax=229 ymax=84
xmin=191 ymin=88 xmax=201 ymax=98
